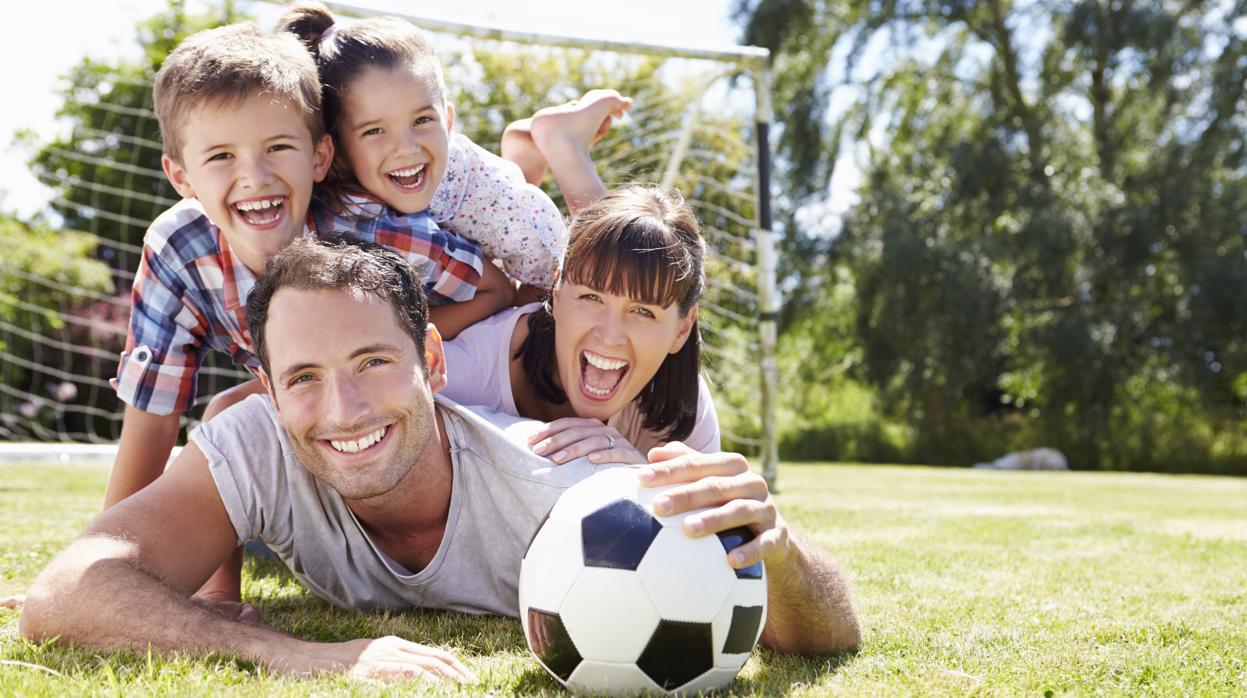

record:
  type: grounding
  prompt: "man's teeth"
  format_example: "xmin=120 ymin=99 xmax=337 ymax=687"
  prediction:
xmin=329 ymin=426 xmax=387 ymax=454
xmin=234 ymin=197 xmax=283 ymax=212
xmin=583 ymin=351 xmax=627 ymax=371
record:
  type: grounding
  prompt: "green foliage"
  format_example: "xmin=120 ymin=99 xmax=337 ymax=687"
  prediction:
xmin=0 ymin=216 xmax=114 ymax=437
xmin=28 ymin=1 xmax=243 ymax=273
xmin=738 ymin=0 xmax=1247 ymax=471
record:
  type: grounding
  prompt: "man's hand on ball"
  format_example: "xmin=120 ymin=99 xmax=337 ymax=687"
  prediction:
xmin=529 ymin=418 xmax=646 ymax=465
xmin=638 ymin=443 xmax=792 ymax=570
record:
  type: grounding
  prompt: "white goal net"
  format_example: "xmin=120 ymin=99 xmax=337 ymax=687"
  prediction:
xmin=0 ymin=1 xmax=777 ymax=470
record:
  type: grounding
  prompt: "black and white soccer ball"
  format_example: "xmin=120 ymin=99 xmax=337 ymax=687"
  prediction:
xmin=519 ymin=466 xmax=768 ymax=694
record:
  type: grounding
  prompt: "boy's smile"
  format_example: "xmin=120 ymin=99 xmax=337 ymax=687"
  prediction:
xmin=338 ymin=65 xmax=453 ymax=215
xmin=161 ymin=94 xmax=333 ymax=275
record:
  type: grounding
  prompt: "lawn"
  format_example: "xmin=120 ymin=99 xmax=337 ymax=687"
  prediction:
xmin=2 ymin=461 xmax=1245 ymax=695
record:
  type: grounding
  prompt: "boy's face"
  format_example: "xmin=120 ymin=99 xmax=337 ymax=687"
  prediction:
xmin=338 ymin=65 xmax=453 ymax=215
xmin=162 ymin=94 xmax=333 ymax=276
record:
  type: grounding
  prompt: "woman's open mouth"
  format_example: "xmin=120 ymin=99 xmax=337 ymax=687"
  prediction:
xmin=580 ymin=350 xmax=630 ymax=400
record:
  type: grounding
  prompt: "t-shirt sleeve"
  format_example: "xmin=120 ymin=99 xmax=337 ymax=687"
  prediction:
xmin=426 ymin=133 xmax=566 ymax=289
xmin=681 ymin=376 xmax=722 ymax=453
xmin=191 ymin=396 xmax=287 ymax=546
xmin=440 ymin=309 xmax=513 ymax=412
xmin=113 ymin=242 xmax=210 ymax=416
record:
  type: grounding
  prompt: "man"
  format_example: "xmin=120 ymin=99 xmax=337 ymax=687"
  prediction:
xmin=20 ymin=237 xmax=860 ymax=682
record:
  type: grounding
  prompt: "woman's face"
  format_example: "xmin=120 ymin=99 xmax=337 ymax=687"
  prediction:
xmin=550 ymin=280 xmax=696 ymax=422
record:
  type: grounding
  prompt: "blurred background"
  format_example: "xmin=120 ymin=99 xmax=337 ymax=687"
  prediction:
xmin=3 ymin=0 xmax=1246 ymax=475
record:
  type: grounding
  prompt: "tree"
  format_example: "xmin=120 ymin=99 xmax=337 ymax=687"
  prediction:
xmin=28 ymin=1 xmax=244 ymax=278
xmin=737 ymin=0 xmax=1247 ymax=471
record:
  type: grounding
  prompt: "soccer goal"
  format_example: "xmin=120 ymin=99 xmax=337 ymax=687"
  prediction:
xmin=0 ymin=1 xmax=781 ymax=485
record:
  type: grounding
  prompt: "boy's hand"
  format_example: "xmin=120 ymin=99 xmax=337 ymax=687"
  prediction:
xmin=637 ymin=444 xmax=792 ymax=571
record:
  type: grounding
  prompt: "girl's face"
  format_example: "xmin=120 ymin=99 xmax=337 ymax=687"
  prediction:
xmin=337 ymin=64 xmax=453 ymax=214
xmin=550 ymin=279 xmax=696 ymax=422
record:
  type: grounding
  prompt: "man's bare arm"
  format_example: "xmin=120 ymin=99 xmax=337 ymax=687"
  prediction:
xmin=639 ymin=446 xmax=861 ymax=655
xmin=20 ymin=443 xmax=475 ymax=682
xmin=753 ymin=531 xmax=861 ymax=654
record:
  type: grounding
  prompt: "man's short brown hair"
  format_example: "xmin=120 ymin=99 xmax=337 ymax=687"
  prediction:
xmin=154 ymin=23 xmax=324 ymax=163
xmin=247 ymin=236 xmax=431 ymax=378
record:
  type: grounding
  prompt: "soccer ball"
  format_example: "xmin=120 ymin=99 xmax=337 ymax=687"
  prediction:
xmin=519 ymin=467 xmax=768 ymax=694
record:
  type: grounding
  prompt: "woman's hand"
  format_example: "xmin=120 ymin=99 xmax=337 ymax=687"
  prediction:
xmin=528 ymin=418 xmax=646 ymax=465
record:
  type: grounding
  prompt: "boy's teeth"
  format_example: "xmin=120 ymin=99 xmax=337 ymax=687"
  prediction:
xmin=235 ymin=197 xmax=283 ymax=212
xmin=329 ymin=426 xmax=387 ymax=454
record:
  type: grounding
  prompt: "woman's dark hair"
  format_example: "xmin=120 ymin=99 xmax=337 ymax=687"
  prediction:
xmin=276 ymin=2 xmax=447 ymax=212
xmin=518 ymin=185 xmax=706 ymax=442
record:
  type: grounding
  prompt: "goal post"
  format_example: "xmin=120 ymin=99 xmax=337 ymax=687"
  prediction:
xmin=0 ymin=1 xmax=781 ymax=487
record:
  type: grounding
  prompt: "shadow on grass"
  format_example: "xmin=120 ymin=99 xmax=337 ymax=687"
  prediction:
xmin=738 ymin=647 xmax=858 ymax=693
xmin=498 ymin=647 xmax=860 ymax=695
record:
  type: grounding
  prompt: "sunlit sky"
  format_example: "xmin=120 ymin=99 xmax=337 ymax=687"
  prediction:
xmin=0 ymin=0 xmax=747 ymax=217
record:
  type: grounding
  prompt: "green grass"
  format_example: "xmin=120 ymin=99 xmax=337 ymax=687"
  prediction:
xmin=2 ymin=462 xmax=1245 ymax=695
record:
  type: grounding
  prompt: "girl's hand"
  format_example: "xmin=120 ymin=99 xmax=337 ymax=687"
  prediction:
xmin=528 ymin=418 xmax=645 ymax=465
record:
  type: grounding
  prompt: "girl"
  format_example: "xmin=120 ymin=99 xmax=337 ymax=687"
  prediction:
xmin=441 ymin=185 xmax=720 ymax=464
xmin=278 ymin=4 xmax=630 ymax=327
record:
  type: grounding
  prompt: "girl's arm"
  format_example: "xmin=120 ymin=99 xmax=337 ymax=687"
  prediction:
xmin=428 ymin=259 xmax=514 ymax=340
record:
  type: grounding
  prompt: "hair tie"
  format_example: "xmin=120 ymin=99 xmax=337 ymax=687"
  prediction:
xmin=319 ymin=24 xmax=336 ymax=43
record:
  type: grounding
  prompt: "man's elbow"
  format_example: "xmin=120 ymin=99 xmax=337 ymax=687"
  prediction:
xmin=18 ymin=571 xmax=64 ymax=642
xmin=761 ymin=607 xmax=861 ymax=655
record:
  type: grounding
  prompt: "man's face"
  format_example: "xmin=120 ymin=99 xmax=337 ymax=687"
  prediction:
xmin=337 ymin=64 xmax=453 ymax=215
xmin=259 ymin=286 xmax=446 ymax=502
xmin=162 ymin=94 xmax=334 ymax=275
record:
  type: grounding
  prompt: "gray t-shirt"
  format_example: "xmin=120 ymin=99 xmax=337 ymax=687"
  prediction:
xmin=191 ymin=394 xmax=606 ymax=617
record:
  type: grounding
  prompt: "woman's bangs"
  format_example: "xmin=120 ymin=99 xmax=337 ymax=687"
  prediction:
xmin=564 ymin=224 xmax=693 ymax=308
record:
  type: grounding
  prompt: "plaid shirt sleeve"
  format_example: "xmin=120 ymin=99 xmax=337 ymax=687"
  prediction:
xmin=113 ymin=241 xmax=211 ymax=416
xmin=320 ymin=203 xmax=485 ymax=306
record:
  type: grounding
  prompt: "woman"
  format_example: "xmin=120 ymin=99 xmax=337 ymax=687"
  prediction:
xmin=440 ymin=185 xmax=719 ymax=464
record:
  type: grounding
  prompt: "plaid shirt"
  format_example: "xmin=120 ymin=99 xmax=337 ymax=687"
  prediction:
xmin=115 ymin=198 xmax=483 ymax=416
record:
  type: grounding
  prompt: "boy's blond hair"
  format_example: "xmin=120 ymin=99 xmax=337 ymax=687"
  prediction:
xmin=154 ymin=23 xmax=325 ymax=163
